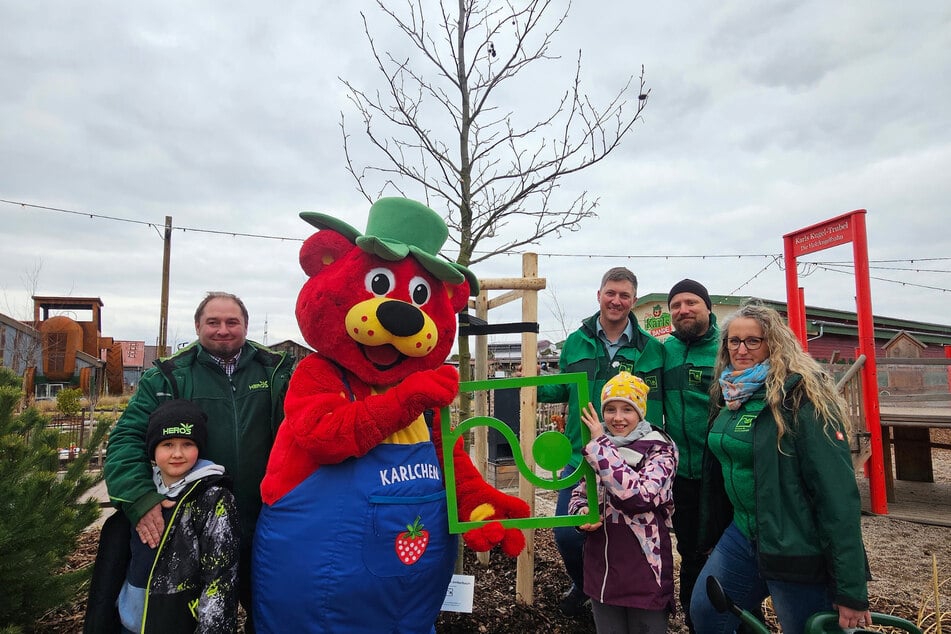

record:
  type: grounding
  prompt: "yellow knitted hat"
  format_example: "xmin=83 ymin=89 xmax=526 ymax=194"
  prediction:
xmin=601 ymin=372 xmax=649 ymax=420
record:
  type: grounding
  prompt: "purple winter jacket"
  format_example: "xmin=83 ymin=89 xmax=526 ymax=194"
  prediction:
xmin=569 ymin=430 xmax=678 ymax=612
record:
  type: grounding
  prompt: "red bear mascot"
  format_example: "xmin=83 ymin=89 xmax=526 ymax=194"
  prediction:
xmin=252 ymin=197 xmax=530 ymax=633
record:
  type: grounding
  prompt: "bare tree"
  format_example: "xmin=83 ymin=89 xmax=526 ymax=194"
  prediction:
xmin=1 ymin=261 xmax=45 ymax=376
xmin=543 ymin=284 xmax=574 ymax=346
xmin=341 ymin=0 xmax=649 ymax=268
xmin=340 ymin=0 xmax=649 ymax=412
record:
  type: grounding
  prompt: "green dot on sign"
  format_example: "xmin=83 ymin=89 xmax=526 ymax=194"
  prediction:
xmin=533 ymin=431 xmax=572 ymax=472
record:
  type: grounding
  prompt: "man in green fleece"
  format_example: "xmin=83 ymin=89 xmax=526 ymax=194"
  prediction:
xmin=662 ymin=278 xmax=718 ymax=633
xmin=538 ymin=266 xmax=664 ymax=616
xmin=104 ymin=292 xmax=292 ymax=631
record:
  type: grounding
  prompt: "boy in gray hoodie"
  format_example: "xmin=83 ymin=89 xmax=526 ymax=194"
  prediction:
xmin=117 ymin=399 xmax=240 ymax=634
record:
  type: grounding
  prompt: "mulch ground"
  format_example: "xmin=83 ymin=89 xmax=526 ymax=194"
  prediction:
xmin=37 ymin=526 xmax=937 ymax=634
xmin=37 ymin=445 xmax=951 ymax=632
xmin=436 ymin=530 xmax=597 ymax=634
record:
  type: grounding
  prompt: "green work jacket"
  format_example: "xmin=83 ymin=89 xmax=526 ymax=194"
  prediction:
xmin=700 ymin=375 xmax=870 ymax=611
xmin=104 ymin=341 xmax=292 ymax=542
xmin=662 ymin=312 xmax=719 ymax=479
xmin=539 ymin=312 xmax=664 ymax=467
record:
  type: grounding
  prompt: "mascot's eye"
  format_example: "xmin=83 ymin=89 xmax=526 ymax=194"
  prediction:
xmin=409 ymin=276 xmax=431 ymax=306
xmin=365 ymin=268 xmax=396 ymax=296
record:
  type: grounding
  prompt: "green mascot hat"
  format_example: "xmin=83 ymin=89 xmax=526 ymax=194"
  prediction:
xmin=301 ymin=197 xmax=479 ymax=295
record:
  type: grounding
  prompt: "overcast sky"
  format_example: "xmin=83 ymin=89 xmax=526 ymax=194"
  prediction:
xmin=2 ymin=1 xmax=949 ymax=351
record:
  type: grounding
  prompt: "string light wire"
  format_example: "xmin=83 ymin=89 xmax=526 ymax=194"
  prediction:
xmin=3 ymin=197 xmax=948 ymax=294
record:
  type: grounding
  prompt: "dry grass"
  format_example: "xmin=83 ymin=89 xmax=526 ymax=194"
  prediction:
xmin=31 ymin=399 xmax=60 ymax=414
xmin=915 ymin=557 xmax=948 ymax=634
xmin=92 ymin=395 xmax=129 ymax=411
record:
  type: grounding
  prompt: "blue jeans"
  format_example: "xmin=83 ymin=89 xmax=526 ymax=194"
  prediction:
xmin=553 ymin=465 xmax=586 ymax=590
xmin=690 ymin=523 xmax=832 ymax=634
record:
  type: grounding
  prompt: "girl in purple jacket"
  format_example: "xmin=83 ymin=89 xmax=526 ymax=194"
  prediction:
xmin=570 ymin=372 xmax=679 ymax=633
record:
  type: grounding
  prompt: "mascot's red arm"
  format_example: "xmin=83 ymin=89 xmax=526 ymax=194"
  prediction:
xmin=262 ymin=358 xmax=459 ymax=505
xmin=431 ymin=410 xmax=530 ymax=557
xmin=264 ymin=354 xmax=530 ymax=555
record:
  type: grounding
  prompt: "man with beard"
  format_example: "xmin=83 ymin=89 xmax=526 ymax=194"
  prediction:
xmin=662 ymin=279 xmax=719 ymax=632
xmin=104 ymin=292 xmax=292 ymax=631
xmin=538 ymin=267 xmax=664 ymax=616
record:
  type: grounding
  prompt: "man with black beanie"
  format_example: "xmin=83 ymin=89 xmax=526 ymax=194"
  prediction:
xmin=663 ymin=279 xmax=717 ymax=632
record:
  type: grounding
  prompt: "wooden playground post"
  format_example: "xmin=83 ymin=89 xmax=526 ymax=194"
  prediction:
xmin=473 ymin=291 xmax=490 ymax=476
xmin=469 ymin=252 xmax=545 ymax=604
xmin=516 ymin=253 xmax=539 ymax=604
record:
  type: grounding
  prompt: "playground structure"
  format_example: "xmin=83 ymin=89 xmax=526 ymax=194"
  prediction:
xmin=784 ymin=210 xmax=888 ymax=513
xmin=24 ymin=296 xmax=125 ymax=402
xmin=784 ymin=210 xmax=951 ymax=515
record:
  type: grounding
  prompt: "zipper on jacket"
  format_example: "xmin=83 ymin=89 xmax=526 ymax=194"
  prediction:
xmin=677 ymin=344 xmax=690 ymax=470
xmin=267 ymin=355 xmax=288 ymax=437
xmin=139 ymin=480 xmax=201 ymax=631
xmin=725 ymin=406 xmax=758 ymax=541
xmin=598 ymin=491 xmax=610 ymax=603
xmin=229 ymin=372 xmax=240 ymax=473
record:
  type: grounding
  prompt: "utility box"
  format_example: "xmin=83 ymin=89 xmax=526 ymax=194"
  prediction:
xmin=488 ymin=388 xmax=520 ymax=461
xmin=488 ymin=387 xmax=520 ymax=489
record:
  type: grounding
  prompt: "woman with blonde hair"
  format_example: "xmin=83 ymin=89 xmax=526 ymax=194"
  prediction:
xmin=690 ymin=301 xmax=872 ymax=633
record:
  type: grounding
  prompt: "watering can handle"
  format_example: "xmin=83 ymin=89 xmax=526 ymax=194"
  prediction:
xmin=803 ymin=611 xmax=923 ymax=634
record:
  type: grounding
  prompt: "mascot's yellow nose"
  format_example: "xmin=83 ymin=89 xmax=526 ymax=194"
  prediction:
xmin=345 ymin=298 xmax=439 ymax=357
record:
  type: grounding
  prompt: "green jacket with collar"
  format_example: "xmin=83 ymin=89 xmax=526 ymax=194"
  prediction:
xmin=539 ymin=311 xmax=664 ymax=467
xmin=662 ymin=312 xmax=719 ymax=479
xmin=701 ymin=375 xmax=869 ymax=611
xmin=104 ymin=341 xmax=292 ymax=542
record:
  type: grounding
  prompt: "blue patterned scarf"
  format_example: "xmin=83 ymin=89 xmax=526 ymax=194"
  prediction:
xmin=719 ymin=361 xmax=770 ymax=410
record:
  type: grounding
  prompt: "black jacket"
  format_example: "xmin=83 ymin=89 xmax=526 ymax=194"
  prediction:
xmin=85 ymin=475 xmax=240 ymax=633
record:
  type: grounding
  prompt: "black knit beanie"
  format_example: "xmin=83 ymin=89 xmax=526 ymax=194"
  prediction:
xmin=146 ymin=399 xmax=208 ymax=459
xmin=668 ymin=278 xmax=712 ymax=310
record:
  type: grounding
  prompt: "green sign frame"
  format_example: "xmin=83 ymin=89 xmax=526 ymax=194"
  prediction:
xmin=440 ymin=372 xmax=599 ymax=533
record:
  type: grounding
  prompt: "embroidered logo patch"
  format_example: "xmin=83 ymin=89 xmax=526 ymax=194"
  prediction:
xmin=688 ymin=368 xmax=703 ymax=385
xmin=643 ymin=375 xmax=658 ymax=388
xmin=734 ymin=414 xmax=755 ymax=432
xmin=248 ymin=380 xmax=269 ymax=390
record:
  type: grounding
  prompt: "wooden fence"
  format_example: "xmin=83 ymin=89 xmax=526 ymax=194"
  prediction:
xmin=835 ymin=354 xmax=873 ymax=469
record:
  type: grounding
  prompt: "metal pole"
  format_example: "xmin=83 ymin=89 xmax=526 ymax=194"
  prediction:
xmin=782 ymin=234 xmax=805 ymax=344
xmin=798 ymin=287 xmax=808 ymax=352
xmin=852 ymin=211 xmax=887 ymax=514
xmin=945 ymin=345 xmax=951 ymax=392
xmin=158 ymin=216 xmax=172 ymax=358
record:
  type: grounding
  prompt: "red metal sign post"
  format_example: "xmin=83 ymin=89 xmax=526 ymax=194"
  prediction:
xmin=782 ymin=210 xmax=887 ymax=514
